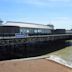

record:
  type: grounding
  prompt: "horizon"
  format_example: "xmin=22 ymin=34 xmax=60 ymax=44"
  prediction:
xmin=0 ymin=0 xmax=72 ymax=29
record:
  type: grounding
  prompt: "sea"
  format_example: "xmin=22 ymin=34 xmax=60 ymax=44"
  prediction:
xmin=44 ymin=40 xmax=72 ymax=68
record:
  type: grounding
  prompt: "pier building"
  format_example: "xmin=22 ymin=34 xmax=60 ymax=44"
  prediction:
xmin=5 ymin=21 xmax=53 ymax=35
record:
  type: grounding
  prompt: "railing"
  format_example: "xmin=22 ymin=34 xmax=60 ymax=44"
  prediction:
xmin=0 ymin=34 xmax=71 ymax=39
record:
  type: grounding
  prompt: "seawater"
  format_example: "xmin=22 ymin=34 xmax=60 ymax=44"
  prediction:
xmin=47 ymin=40 xmax=72 ymax=65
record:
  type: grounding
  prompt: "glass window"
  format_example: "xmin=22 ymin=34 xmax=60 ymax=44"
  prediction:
xmin=34 ymin=29 xmax=38 ymax=33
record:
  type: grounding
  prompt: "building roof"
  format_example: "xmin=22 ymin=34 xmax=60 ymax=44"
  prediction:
xmin=4 ymin=21 xmax=53 ymax=29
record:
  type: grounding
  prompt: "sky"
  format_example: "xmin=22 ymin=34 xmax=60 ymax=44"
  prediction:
xmin=0 ymin=0 xmax=72 ymax=29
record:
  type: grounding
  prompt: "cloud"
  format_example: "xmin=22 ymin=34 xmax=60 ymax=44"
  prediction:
xmin=48 ymin=0 xmax=71 ymax=2
xmin=1 ymin=0 xmax=72 ymax=7
xmin=24 ymin=0 xmax=72 ymax=7
xmin=50 ymin=17 xmax=72 ymax=29
xmin=16 ymin=16 xmax=72 ymax=29
xmin=2 ymin=0 xmax=71 ymax=4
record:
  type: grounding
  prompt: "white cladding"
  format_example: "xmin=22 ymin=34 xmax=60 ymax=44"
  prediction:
xmin=5 ymin=21 xmax=53 ymax=29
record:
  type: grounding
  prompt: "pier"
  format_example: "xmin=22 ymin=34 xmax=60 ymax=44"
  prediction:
xmin=0 ymin=34 xmax=72 ymax=60
xmin=0 ymin=34 xmax=72 ymax=46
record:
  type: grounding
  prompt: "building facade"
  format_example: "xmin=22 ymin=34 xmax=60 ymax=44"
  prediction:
xmin=5 ymin=21 xmax=54 ymax=35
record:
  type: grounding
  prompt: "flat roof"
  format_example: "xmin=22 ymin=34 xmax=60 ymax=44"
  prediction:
xmin=4 ymin=21 xmax=53 ymax=29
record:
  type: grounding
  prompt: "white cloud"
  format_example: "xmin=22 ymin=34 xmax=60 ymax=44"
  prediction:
xmin=50 ymin=17 xmax=72 ymax=29
xmin=48 ymin=0 xmax=71 ymax=2
xmin=1 ymin=0 xmax=72 ymax=7
xmin=2 ymin=0 xmax=72 ymax=4
xmin=1 ymin=0 xmax=72 ymax=29
xmin=16 ymin=16 xmax=72 ymax=29
xmin=23 ymin=0 xmax=72 ymax=7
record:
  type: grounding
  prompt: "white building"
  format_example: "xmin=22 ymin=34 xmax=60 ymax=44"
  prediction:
xmin=4 ymin=21 xmax=54 ymax=34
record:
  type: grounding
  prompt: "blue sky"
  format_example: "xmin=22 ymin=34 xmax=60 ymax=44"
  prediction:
xmin=0 ymin=0 xmax=72 ymax=29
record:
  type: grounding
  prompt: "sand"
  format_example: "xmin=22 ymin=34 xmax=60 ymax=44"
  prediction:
xmin=0 ymin=59 xmax=71 ymax=72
